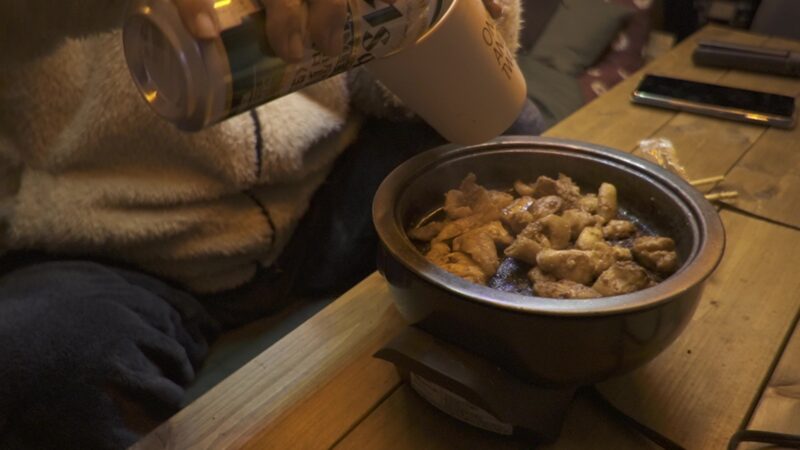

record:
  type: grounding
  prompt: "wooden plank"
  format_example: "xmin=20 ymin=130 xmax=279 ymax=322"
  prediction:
xmin=626 ymin=55 xmax=782 ymax=189
xmin=719 ymin=122 xmax=800 ymax=228
xmin=333 ymin=385 xmax=528 ymax=450
xmin=544 ymin=25 xmax=770 ymax=152
xmin=550 ymin=26 xmax=787 ymax=193
xmin=332 ymin=210 xmax=800 ymax=449
xmin=744 ymin=317 xmax=800 ymax=443
xmin=716 ymin=35 xmax=800 ymax=228
xmin=630 ymin=113 xmax=764 ymax=190
xmin=334 ymin=385 xmax=657 ymax=450
xmin=132 ymin=273 xmax=406 ymax=450
xmin=592 ymin=210 xmax=800 ymax=450
xmin=240 ymin=344 xmax=401 ymax=450
xmin=537 ymin=394 xmax=660 ymax=450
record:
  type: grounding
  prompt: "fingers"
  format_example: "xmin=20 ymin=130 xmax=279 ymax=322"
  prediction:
xmin=482 ymin=0 xmax=504 ymax=19
xmin=307 ymin=0 xmax=348 ymax=56
xmin=264 ymin=0 xmax=348 ymax=60
xmin=177 ymin=0 xmax=350 ymax=62
xmin=174 ymin=0 xmax=220 ymax=39
xmin=262 ymin=0 xmax=308 ymax=62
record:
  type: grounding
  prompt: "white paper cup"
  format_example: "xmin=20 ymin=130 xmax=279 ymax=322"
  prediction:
xmin=366 ymin=0 xmax=527 ymax=144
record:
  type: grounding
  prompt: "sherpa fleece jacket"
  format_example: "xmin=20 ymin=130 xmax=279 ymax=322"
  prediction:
xmin=0 ymin=0 xmax=521 ymax=293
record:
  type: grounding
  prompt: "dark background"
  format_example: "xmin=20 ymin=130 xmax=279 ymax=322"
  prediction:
xmin=661 ymin=0 xmax=762 ymax=41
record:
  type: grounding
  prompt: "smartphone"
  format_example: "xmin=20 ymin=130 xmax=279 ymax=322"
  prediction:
xmin=631 ymin=74 xmax=796 ymax=128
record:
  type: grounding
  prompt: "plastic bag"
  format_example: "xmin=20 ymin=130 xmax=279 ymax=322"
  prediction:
xmin=636 ymin=138 xmax=689 ymax=180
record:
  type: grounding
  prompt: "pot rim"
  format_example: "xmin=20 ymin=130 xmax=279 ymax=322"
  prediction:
xmin=373 ymin=136 xmax=726 ymax=317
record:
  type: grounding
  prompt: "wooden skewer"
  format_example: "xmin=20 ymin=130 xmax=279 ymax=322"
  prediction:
xmin=690 ymin=175 xmax=726 ymax=187
xmin=705 ymin=191 xmax=739 ymax=201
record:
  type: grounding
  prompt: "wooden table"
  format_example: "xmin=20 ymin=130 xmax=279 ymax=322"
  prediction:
xmin=134 ymin=25 xmax=800 ymax=450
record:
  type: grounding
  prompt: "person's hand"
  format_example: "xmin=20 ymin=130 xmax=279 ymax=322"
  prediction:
xmin=482 ymin=0 xmax=505 ymax=19
xmin=175 ymin=0 xmax=351 ymax=62
xmin=176 ymin=0 xmax=506 ymax=63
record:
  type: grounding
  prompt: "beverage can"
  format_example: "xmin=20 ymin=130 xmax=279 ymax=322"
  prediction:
xmin=123 ymin=0 xmax=446 ymax=130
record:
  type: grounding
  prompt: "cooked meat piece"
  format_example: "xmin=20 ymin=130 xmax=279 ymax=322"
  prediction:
xmin=518 ymin=221 xmax=551 ymax=245
xmin=589 ymin=242 xmax=616 ymax=275
xmin=531 ymin=175 xmax=559 ymax=198
xmin=632 ymin=248 xmax=676 ymax=274
xmin=514 ymin=179 xmax=535 ymax=197
xmin=534 ymin=280 xmax=601 ymax=299
xmin=536 ymin=249 xmax=595 ymax=285
xmin=417 ymin=173 xmax=677 ymax=297
xmin=577 ymin=193 xmax=599 ymax=214
xmin=434 ymin=213 xmax=488 ymax=242
xmin=538 ymin=214 xmax=571 ymax=250
xmin=444 ymin=189 xmax=472 ymax=219
xmin=488 ymin=190 xmax=515 ymax=210
xmin=506 ymin=212 xmax=534 ymax=234
xmin=576 ymin=226 xmax=604 ymax=250
xmin=504 ymin=236 xmax=544 ymax=265
xmin=636 ymin=250 xmax=679 ymax=274
xmin=633 ymin=236 xmax=676 ymax=252
xmin=425 ymin=241 xmax=452 ymax=265
xmin=556 ymin=173 xmax=582 ymax=206
xmin=408 ymin=220 xmax=445 ymax=241
xmin=632 ymin=236 xmax=679 ymax=274
xmin=611 ymin=246 xmax=633 ymax=261
xmin=427 ymin=242 xmax=488 ymax=285
xmin=603 ymin=220 xmax=637 ymax=240
xmin=477 ymin=220 xmax=514 ymax=246
xmin=470 ymin=192 xmax=503 ymax=220
xmin=583 ymin=242 xmax=634 ymax=275
xmin=528 ymin=267 xmax=556 ymax=284
xmin=530 ymin=195 xmax=564 ymax=220
xmin=597 ymin=183 xmax=618 ymax=223
xmin=441 ymin=252 xmax=489 ymax=285
xmin=562 ymin=209 xmax=597 ymax=240
xmin=501 ymin=196 xmax=535 ymax=233
xmin=454 ymin=229 xmax=500 ymax=275
xmin=592 ymin=261 xmax=650 ymax=296
xmin=502 ymin=195 xmax=534 ymax=213
xmin=458 ymin=172 xmax=481 ymax=196
xmin=444 ymin=173 xmax=503 ymax=221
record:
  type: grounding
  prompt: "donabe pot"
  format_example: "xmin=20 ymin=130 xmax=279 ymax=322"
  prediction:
xmin=373 ymin=136 xmax=725 ymax=386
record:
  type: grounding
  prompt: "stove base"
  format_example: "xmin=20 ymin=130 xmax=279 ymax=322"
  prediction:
xmin=374 ymin=327 xmax=577 ymax=444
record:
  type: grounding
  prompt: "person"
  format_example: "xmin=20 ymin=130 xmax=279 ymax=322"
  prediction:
xmin=0 ymin=0 xmax=542 ymax=448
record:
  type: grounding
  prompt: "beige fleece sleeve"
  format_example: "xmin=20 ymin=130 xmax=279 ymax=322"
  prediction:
xmin=1 ymin=29 xmax=358 ymax=293
xmin=0 ymin=0 xmax=129 ymax=66
xmin=347 ymin=0 xmax=523 ymax=119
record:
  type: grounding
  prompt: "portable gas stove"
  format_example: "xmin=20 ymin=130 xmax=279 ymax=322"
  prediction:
xmin=375 ymin=326 xmax=576 ymax=444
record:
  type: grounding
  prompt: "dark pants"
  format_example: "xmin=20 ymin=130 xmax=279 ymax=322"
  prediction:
xmin=0 ymin=262 xmax=218 ymax=450
xmin=0 ymin=104 xmax=543 ymax=449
